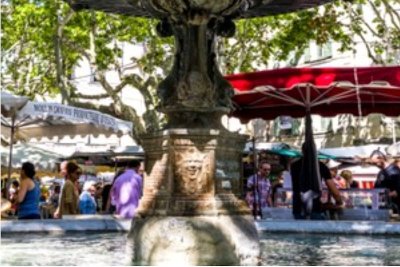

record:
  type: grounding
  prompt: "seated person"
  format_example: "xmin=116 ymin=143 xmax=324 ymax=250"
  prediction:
xmin=327 ymin=160 xmax=346 ymax=189
xmin=1 ymin=196 xmax=12 ymax=219
xmin=79 ymin=181 xmax=97 ymax=215
xmin=8 ymin=180 xmax=20 ymax=216
xmin=340 ymin=170 xmax=359 ymax=189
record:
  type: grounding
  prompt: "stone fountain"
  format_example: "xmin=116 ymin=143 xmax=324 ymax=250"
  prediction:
xmin=65 ymin=0 xmax=332 ymax=265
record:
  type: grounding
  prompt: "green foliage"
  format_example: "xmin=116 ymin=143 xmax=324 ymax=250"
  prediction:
xmin=2 ymin=0 xmax=399 ymax=141
xmin=219 ymin=0 xmax=398 ymax=73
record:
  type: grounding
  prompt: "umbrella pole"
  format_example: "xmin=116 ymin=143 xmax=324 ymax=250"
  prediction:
xmin=6 ymin=117 xmax=16 ymax=198
xmin=305 ymin=109 xmax=321 ymax=192
xmin=305 ymin=110 xmax=312 ymax=148
xmin=302 ymin=109 xmax=322 ymax=216
xmin=392 ymin=118 xmax=397 ymax=144
xmin=252 ymin=136 xmax=257 ymax=170
xmin=252 ymin=136 xmax=257 ymax=219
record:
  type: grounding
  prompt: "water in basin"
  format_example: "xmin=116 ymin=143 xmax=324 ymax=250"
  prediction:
xmin=1 ymin=232 xmax=399 ymax=265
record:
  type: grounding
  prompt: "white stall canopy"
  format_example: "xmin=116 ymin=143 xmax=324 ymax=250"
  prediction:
xmin=2 ymin=101 xmax=132 ymax=140
xmin=1 ymin=95 xmax=133 ymax=179
xmin=1 ymin=90 xmax=29 ymax=117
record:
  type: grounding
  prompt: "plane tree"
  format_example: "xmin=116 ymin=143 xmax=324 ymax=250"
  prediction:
xmin=1 ymin=0 xmax=398 ymax=142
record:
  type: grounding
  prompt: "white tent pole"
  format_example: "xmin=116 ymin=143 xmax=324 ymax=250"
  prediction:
xmin=252 ymin=130 xmax=258 ymax=170
xmin=7 ymin=116 xmax=16 ymax=182
xmin=393 ymin=118 xmax=397 ymax=144
xmin=353 ymin=67 xmax=362 ymax=118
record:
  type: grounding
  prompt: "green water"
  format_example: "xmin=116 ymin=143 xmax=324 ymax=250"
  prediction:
xmin=1 ymin=232 xmax=400 ymax=265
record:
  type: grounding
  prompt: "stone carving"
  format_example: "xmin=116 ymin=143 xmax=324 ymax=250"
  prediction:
xmin=156 ymin=18 xmax=235 ymax=128
xmin=176 ymin=71 xmax=214 ymax=108
xmin=174 ymin=147 xmax=211 ymax=195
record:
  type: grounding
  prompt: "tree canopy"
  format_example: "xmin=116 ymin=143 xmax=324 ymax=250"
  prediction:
xmin=1 ymin=0 xmax=399 ymax=142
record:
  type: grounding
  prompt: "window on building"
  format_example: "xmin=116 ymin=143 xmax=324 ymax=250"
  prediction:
xmin=317 ymin=42 xmax=332 ymax=59
xmin=320 ymin=117 xmax=330 ymax=133
xmin=279 ymin=116 xmax=293 ymax=135
xmin=304 ymin=46 xmax=311 ymax=63
xmin=273 ymin=116 xmax=300 ymax=136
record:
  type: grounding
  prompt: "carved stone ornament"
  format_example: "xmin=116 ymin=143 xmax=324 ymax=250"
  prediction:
xmin=156 ymin=17 xmax=235 ymax=126
xmin=174 ymin=147 xmax=211 ymax=195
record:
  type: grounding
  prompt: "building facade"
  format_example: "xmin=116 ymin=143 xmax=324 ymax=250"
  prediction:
xmin=247 ymin=3 xmax=400 ymax=149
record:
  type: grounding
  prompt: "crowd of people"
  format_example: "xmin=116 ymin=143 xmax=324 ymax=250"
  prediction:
xmin=244 ymin=147 xmax=400 ymax=220
xmin=1 ymin=147 xmax=399 ymax=221
xmin=1 ymin=159 xmax=144 ymax=220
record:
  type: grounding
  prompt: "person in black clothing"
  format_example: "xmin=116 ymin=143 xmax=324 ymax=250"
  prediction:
xmin=290 ymin=143 xmax=343 ymax=220
xmin=370 ymin=151 xmax=400 ymax=214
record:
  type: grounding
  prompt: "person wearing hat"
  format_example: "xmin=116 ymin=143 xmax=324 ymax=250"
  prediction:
xmin=327 ymin=160 xmax=346 ymax=189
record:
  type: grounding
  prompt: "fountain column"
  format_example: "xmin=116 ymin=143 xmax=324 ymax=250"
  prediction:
xmin=130 ymin=15 xmax=259 ymax=266
xmin=65 ymin=0 xmax=334 ymax=265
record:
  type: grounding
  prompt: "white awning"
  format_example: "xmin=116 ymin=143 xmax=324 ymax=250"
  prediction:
xmin=1 ymin=91 xmax=29 ymax=117
xmin=0 ymin=143 xmax=67 ymax=171
xmin=1 ymin=101 xmax=133 ymax=140
xmin=319 ymin=144 xmax=389 ymax=158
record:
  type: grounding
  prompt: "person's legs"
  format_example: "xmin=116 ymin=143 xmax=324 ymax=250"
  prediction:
xmin=292 ymin=191 xmax=305 ymax=219
xmin=310 ymin=199 xmax=326 ymax=220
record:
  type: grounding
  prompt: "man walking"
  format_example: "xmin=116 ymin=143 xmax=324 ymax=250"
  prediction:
xmin=110 ymin=160 xmax=143 ymax=218
xmin=246 ymin=162 xmax=272 ymax=219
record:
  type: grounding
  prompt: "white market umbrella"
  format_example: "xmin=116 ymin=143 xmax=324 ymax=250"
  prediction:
xmin=1 ymin=90 xmax=29 ymax=117
xmin=1 ymin=91 xmax=30 ymax=180
xmin=0 ymin=143 xmax=66 ymax=171
xmin=1 ymin=100 xmax=133 ymax=179
xmin=386 ymin=142 xmax=400 ymax=156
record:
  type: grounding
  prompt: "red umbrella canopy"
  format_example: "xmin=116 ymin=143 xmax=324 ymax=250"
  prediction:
xmin=226 ymin=66 xmax=400 ymax=122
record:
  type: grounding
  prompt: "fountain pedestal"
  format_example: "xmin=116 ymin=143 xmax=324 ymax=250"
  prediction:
xmin=64 ymin=1 xmax=333 ymax=265
xmin=129 ymin=129 xmax=259 ymax=265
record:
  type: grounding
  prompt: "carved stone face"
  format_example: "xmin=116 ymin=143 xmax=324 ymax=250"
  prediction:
xmin=182 ymin=157 xmax=203 ymax=181
xmin=175 ymin=148 xmax=210 ymax=195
